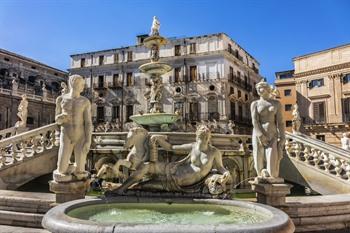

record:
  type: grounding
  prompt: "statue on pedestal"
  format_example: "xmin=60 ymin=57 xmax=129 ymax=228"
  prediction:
xmin=11 ymin=79 xmax=18 ymax=93
xmin=42 ymin=83 xmax=48 ymax=100
xmin=251 ymin=81 xmax=285 ymax=179
xmin=53 ymin=75 xmax=92 ymax=182
xmin=292 ymin=104 xmax=301 ymax=134
xmin=150 ymin=16 xmax=160 ymax=36
xmin=227 ymin=120 xmax=235 ymax=134
xmin=15 ymin=94 xmax=28 ymax=128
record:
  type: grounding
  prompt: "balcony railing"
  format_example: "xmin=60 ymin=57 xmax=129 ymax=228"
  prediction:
xmin=0 ymin=87 xmax=56 ymax=103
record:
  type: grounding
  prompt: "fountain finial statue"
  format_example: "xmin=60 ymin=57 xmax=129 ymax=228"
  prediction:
xmin=53 ymin=75 xmax=93 ymax=182
xmin=150 ymin=16 xmax=160 ymax=36
xmin=251 ymin=80 xmax=285 ymax=179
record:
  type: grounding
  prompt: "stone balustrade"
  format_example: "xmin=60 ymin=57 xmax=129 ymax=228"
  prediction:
xmin=0 ymin=87 xmax=56 ymax=103
xmin=285 ymin=132 xmax=350 ymax=182
xmin=0 ymin=127 xmax=17 ymax=140
xmin=0 ymin=123 xmax=59 ymax=169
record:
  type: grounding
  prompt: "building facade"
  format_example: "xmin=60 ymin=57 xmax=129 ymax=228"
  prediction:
xmin=69 ymin=33 xmax=262 ymax=133
xmin=0 ymin=49 xmax=68 ymax=130
xmin=275 ymin=70 xmax=296 ymax=132
xmin=275 ymin=43 xmax=350 ymax=146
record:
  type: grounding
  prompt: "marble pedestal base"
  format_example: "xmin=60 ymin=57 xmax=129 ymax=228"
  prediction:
xmin=49 ymin=180 xmax=89 ymax=204
xmin=249 ymin=178 xmax=292 ymax=206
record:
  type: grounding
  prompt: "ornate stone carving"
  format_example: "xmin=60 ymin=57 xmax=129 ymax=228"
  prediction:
xmin=53 ymin=75 xmax=92 ymax=182
xmin=251 ymin=81 xmax=285 ymax=179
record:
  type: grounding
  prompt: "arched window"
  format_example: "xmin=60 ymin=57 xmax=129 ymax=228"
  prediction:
xmin=208 ymin=95 xmax=219 ymax=120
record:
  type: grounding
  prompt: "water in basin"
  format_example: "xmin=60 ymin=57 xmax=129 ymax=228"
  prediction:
xmin=67 ymin=203 xmax=271 ymax=225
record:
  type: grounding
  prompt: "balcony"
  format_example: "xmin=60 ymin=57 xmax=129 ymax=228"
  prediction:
xmin=93 ymin=82 xmax=108 ymax=90
xmin=0 ymin=87 xmax=56 ymax=103
xmin=108 ymin=81 xmax=123 ymax=89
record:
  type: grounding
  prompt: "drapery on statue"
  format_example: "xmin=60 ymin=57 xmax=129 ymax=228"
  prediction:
xmin=53 ymin=75 xmax=92 ymax=182
xmin=251 ymin=81 xmax=285 ymax=179
xmin=292 ymin=104 xmax=301 ymax=134
xmin=109 ymin=125 xmax=231 ymax=196
xmin=15 ymin=94 xmax=28 ymax=128
xmin=150 ymin=16 xmax=160 ymax=36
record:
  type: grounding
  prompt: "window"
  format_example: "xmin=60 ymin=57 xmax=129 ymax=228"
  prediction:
xmin=309 ymin=78 xmax=324 ymax=88
xmin=126 ymin=73 xmax=133 ymax=86
xmin=284 ymin=89 xmax=291 ymax=96
xmin=98 ymin=75 xmax=104 ymax=88
xmin=313 ymin=101 xmax=326 ymax=123
xmin=113 ymin=74 xmax=119 ymax=86
xmin=228 ymin=44 xmax=232 ymax=53
xmin=316 ymin=135 xmax=325 ymax=142
xmin=190 ymin=43 xmax=196 ymax=54
xmin=174 ymin=67 xmax=181 ymax=83
xmin=230 ymin=87 xmax=234 ymax=94
xmin=127 ymin=51 xmax=133 ymax=62
xmin=343 ymin=74 xmax=350 ymax=84
xmin=189 ymin=102 xmax=199 ymax=121
xmin=112 ymin=106 xmax=120 ymax=120
xmin=238 ymin=104 xmax=243 ymax=121
xmin=31 ymin=66 xmax=36 ymax=70
xmin=80 ymin=58 xmax=85 ymax=68
xmin=238 ymin=90 xmax=241 ymax=98
xmin=174 ymin=45 xmax=181 ymax=56
xmin=114 ymin=53 xmax=119 ymax=63
xmin=27 ymin=117 xmax=34 ymax=125
xmin=4 ymin=57 xmax=10 ymax=62
xmin=190 ymin=66 xmax=197 ymax=81
xmin=126 ymin=105 xmax=133 ymax=122
xmin=230 ymin=102 xmax=236 ymax=120
xmin=285 ymin=104 xmax=292 ymax=111
xmin=208 ymin=96 xmax=219 ymax=120
xmin=343 ymin=98 xmax=350 ymax=122
xmin=286 ymin=121 xmax=292 ymax=127
xmin=97 ymin=107 xmax=104 ymax=123
xmin=99 ymin=55 xmax=104 ymax=65
xmin=229 ymin=66 xmax=234 ymax=81
xmin=245 ymin=94 xmax=248 ymax=101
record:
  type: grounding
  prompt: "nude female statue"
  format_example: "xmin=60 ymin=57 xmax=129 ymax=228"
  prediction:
xmin=112 ymin=125 xmax=230 ymax=194
xmin=53 ymin=75 xmax=93 ymax=182
xmin=251 ymin=81 xmax=285 ymax=178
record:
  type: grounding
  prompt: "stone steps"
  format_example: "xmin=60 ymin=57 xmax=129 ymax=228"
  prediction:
xmin=0 ymin=190 xmax=54 ymax=228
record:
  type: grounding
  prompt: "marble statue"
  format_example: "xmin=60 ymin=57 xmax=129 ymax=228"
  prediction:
xmin=150 ymin=16 xmax=160 ymax=36
xmin=53 ymin=75 xmax=92 ymax=182
xmin=15 ymin=94 xmax=28 ymax=128
xmin=150 ymin=44 xmax=159 ymax=62
xmin=251 ymin=81 xmax=285 ymax=179
xmin=12 ymin=79 xmax=18 ymax=93
xmin=227 ymin=120 xmax=235 ymax=134
xmin=110 ymin=125 xmax=231 ymax=196
xmin=61 ymin=82 xmax=68 ymax=95
xmin=270 ymin=85 xmax=280 ymax=99
xmin=42 ymin=83 xmax=47 ymax=100
xmin=341 ymin=133 xmax=350 ymax=151
xmin=292 ymin=104 xmax=301 ymax=134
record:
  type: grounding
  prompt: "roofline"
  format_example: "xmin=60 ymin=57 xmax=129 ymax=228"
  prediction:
xmin=293 ymin=42 xmax=350 ymax=61
xmin=70 ymin=32 xmax=260 ymax=65
xmin=275 ymin=69 xmax=294 ymax=75
xmin=0 ymin=48 xmax=68 ymax=75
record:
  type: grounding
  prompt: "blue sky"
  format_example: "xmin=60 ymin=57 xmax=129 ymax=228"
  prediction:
xmin=0 ymin=0 xmax=349 ymax=83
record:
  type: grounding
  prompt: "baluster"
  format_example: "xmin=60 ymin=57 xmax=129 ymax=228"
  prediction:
xmin=303 ymin=146 xmax=311 ymax=164
xmin=323 ymin=153 xmax=330 ymax=172
xmin=285 ymin=140 xmax=292 ymax=157
xmin=293 ymin=142 xmax=302 ymax=160
xmin=20 ymin=141 xmax=27 ymax=160
xmin=11 ymin=143 xmax=19 ymax=163
xmin=312 ymin=148 xmax=321 ymax=167
xmin=346 ymin=162 xmax=350 ymax=180
xmin=334 ymin=159 xmax=342 ymax=177
xmin=30 ymin=136 xmax=38 ymax=155
xmin=0 ymin=148 xmax=6 ymax=166
xmin=47 ymin=130 xmax=55 ymax=149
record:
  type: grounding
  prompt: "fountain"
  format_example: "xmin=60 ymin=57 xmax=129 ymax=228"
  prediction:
xmin=129 ymin=16 xmax=179 ymax=131
xmin=42 ymin=17 xmax=294 ymax=233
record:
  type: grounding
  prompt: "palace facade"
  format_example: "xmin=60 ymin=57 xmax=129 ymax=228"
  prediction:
xmin=69 ymin=33 xmax=262 ymax=133
xmin=0 ymin=49 xmax=67 ymax=130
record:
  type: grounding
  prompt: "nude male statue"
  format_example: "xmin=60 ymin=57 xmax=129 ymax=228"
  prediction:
xmin=53 ymin=75 xmax=93 ymax=182
xmin=251 ymin=81 xmax=285 ymax=178
xmin=112 ymin=125 xmax=230 ymax=194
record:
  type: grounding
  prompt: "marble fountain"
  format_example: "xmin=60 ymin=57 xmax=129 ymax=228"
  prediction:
xmin=42 ymin=17 xmax=295 ymax=233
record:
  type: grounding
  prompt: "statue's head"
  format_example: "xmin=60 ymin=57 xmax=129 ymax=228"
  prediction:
xmin=125 ymin=126 xmax=148 ymax=148
xmin=21 ymin=94 xmax=27 ymax=100
xmin=68 ymin=75 xmax=85 ymax=93
xmin=196 ymin=125 xmax=211 ymax=143
xmin=256 ymin=81 xmax=271 ymax=99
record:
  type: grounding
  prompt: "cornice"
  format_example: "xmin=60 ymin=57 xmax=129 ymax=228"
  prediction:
xmin=294 ymin=62 xmax=350 ymax=78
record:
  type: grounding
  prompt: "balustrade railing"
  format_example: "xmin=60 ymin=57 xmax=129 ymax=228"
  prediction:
xmin=0 ymin=127 xmax=17 ymax=140
xmin=0 ymin=87 xmax=56 ymax=103
xmin=0 ymin=123 xmax=59 ymax=169
xmin=285 ymin=132 xmax=350 ymax=181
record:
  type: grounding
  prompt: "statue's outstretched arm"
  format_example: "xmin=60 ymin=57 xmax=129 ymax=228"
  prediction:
xmin=83 ymin=101 xmax=93 ymax=152
xmin=151 ymin=135 xmax=192 ymax=151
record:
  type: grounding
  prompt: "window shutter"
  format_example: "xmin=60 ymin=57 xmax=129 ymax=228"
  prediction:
xmin=313 ymin=102 xmax=320 ymax=123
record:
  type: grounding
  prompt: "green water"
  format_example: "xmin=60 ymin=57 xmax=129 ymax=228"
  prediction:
xmin=68 ymin=203 xmax=270 ymax=225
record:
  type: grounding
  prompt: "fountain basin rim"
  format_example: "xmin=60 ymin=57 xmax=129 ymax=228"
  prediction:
xmin=42 ymin=197 xmax=294 ymax=233
xmin=130 ymin=113 xmax=179 ymax=126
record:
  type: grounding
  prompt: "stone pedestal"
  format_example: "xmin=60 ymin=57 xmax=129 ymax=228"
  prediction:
xmin=49 ymin=179 xmax=90 ymax=204
xmin=249 ymin=177 xmax=292 ymax=207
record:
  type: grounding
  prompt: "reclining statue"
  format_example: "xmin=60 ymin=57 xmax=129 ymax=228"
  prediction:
xmin=109 ymin=125 xmax=231 ymax=196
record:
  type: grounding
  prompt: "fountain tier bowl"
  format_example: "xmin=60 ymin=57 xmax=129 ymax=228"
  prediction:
xmin=139 ymin=62 xmax=172 ymax=76
xmin=42 ymin=197 xmax=294 ymax=233
xmin=130 ymin=113 xmax=179 ymax=127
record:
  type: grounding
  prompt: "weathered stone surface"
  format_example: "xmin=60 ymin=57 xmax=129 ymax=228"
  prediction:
xmin=49 ymin=180 xmax=89 ymax=204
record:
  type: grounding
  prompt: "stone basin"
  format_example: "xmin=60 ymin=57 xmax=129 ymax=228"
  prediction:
xmin=42 ymin=197 xmax=295 ymax=233
xmin=139 ymin=62 xmax=172 ymax=76
xmin=130 ymin=113 xmax=179 ymax=131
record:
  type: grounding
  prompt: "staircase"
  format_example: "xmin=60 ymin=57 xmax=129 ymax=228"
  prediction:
xmin=0 ymin=190 xmax=54 ymax=228
xmin=0 ymin=123 xmax=59 ymax=190
xmin=281 ymin=132 xmax=350 ymax=194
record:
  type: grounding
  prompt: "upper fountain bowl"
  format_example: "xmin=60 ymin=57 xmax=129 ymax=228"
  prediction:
xmin=139 ymin=62 xmax=172 ymax=76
